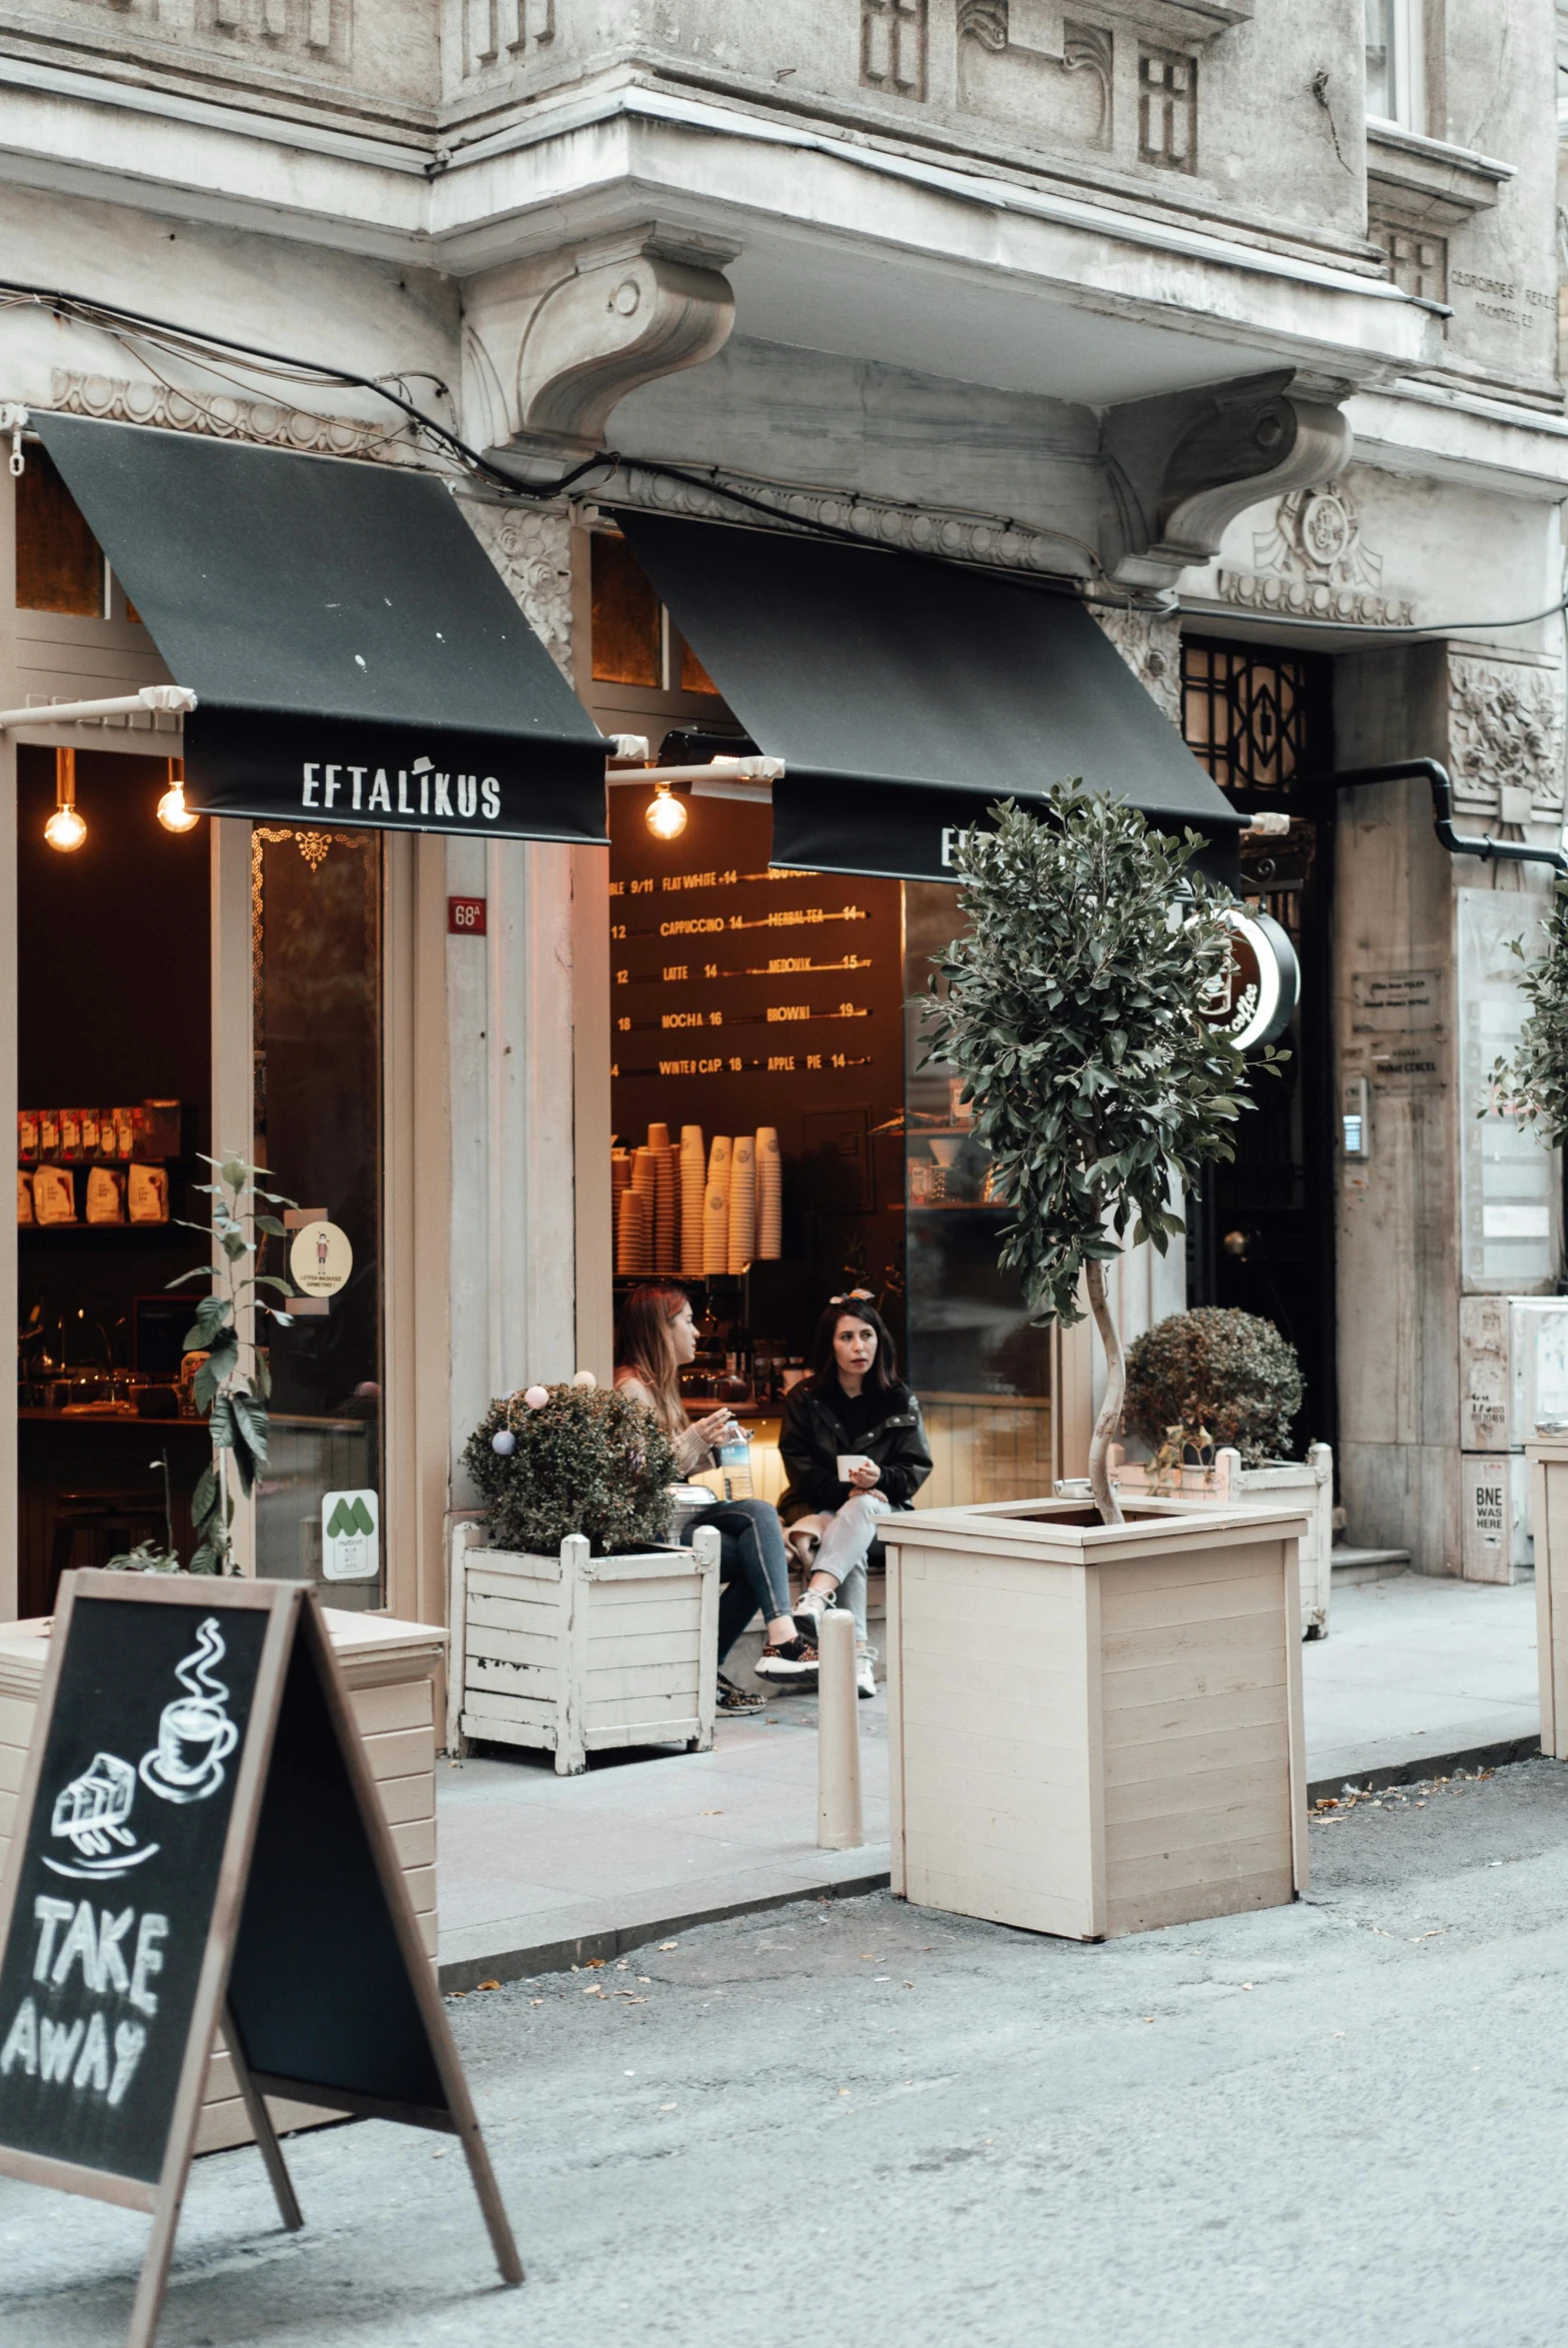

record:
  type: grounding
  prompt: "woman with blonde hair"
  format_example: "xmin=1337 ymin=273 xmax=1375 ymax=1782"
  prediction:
xmin=615 ymin=1282 xmax=818 ymax=1701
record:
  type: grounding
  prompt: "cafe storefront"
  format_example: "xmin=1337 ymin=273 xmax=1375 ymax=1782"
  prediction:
xmin=1 ymin=417 xmax=605 ymax=1625
xmin=0 ymin=414 xmax=1243 ymax=1631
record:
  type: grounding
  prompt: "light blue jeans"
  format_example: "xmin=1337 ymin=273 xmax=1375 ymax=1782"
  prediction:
xmin=793 ymin=1491 xmax=889 ymax=1644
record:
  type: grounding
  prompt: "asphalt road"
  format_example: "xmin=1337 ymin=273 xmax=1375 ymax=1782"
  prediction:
xmin=4 ymin=1758 xmax=1568 ymax=2348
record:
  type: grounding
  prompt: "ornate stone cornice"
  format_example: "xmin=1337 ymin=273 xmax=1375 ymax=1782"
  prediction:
xmin=582 ymin=462 xmax=1096 ymax=582
xmin=49 ymin=369 xmax=408 ymax=463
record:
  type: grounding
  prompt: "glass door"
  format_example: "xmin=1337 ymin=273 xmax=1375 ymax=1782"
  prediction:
xmin=251 ymin=825 xmax=385 ymax=1606
xmin=901 ymin=882 xmax=1053 ymax=1505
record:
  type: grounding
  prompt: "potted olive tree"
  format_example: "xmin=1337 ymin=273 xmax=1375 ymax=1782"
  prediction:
xmin=1489 ymin=888 xmax=1568 ymax=1755
xmin=877 ymin=789 xmax=1311 ymax=1939
xmin=447 ymin=1376 xmax=721 ymax=1773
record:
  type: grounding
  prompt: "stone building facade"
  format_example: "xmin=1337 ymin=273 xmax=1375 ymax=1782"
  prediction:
xmin=0 ymin=0 xmax=1563 ymax=1613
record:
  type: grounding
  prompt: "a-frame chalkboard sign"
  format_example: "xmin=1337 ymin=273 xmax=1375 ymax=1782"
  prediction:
xmin=0 ymin=1571 xmax=521 ymax=2345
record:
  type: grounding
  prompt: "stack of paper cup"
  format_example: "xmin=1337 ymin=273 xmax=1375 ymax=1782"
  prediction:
xmin=756 ymin=1128 xmax=782 ymax=1259
xmin=704 ymin=1137 xmax=732 ymax=1276
xmin=649 ymin=1124 xmax=678 ymax=1275
xmin=617 ymin=1188 xmax=650 ymax=1275
xmin=611 ymin=1149 xmax=631 ymax=1204
xmin=728 ymin=1135 xmax=757 ymax=1274
xmin=680 ymin=1127 xmax=706 ymax=1277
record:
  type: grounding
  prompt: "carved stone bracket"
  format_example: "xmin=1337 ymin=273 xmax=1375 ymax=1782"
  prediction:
xmin=1446 ymin=647 xmax=1564 ymax=823
xmin=459 ymin=499 xmax=575 ymax=683
xmin=464 ymin=225 xmax=739 ymax=456
xmin=1100 ymin=371 xmax=1351 ymax=588
xmin=1090 ymin=603 xmax=1183 ymax=725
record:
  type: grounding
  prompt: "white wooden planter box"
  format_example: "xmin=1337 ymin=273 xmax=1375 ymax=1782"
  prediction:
xmin=880 ymin=1495 xmax=1308 ymax=1942
xmin=1102 ymin=1443 xmax=1334 ymax=1638
xmin=448 ymin=1522 xmax=720 ymax=1775
xmin=1528 ymin=1438 xmax=1568 ymax=1757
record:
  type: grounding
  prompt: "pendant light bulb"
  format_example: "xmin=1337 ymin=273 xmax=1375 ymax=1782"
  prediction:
xmin=157 ymin=758 xmax=199 ymax=835
xmin=646 ymin=784 xmax=688 ymax=841
xmin=45 ymin=747 xmax=85 ymax=853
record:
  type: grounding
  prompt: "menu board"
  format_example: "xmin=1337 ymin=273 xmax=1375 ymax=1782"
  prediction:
xmin=610 ymin=793 xmax=906 ymax=1302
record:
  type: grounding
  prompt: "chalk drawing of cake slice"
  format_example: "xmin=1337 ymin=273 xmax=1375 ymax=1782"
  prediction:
xmin=45 ymin=1751 xmax=160 ymax=1881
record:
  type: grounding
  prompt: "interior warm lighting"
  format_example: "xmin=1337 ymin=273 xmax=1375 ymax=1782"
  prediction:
xmin=45 ymin=746 xmax=85 ymax=852
xmin=157 ymin=757 xmax=198 ymax=834
xmin=645 ymin=784 xmax=688 ymax=841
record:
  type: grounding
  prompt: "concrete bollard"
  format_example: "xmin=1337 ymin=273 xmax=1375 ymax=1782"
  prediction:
xmin=816 ymin=1607 xmax=863 ymax=1850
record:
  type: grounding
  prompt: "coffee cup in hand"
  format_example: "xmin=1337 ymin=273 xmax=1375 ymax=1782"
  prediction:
xmin=836 ymin=1453 xmax=873 ymax=1481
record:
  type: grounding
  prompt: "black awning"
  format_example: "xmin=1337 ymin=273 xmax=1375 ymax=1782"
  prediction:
xmin=617 ymin=512 xmax=1241 ymax=884
xmin=35 ymin=416 xmax=608 ymax=845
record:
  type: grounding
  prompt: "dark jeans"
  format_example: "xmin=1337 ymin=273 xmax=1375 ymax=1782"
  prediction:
xmin=686 ymin=1497 xmax=793 ymax=1666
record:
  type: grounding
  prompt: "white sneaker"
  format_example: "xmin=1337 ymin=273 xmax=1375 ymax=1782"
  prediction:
xmin=855 ymin=1643 xmax=877 ymax=1700
xmin=792 ymin=1586 xmax=829 ymax=1642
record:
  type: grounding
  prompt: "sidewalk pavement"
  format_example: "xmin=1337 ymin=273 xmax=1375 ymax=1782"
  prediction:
xmin=436 ymin=1570 xmax=1543 ymax=1986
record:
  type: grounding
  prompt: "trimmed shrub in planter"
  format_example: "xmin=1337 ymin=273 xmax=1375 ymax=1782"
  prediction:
xmin=454 ymin=1379 xmax=717 ymax=1773
xmin=463 ymin=1379 xmax=679 ymax=1556
xmin=1123 ymin=1306 xmax=1305 ymax=1467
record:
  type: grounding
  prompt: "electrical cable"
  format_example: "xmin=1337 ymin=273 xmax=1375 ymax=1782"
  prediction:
xmin=6 ymin=272 xmax=1568 ymax=637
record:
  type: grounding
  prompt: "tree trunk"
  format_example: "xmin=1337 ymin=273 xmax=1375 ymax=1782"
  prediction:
xmin=1084 ymin=1258 xmax=1125 ymax=1527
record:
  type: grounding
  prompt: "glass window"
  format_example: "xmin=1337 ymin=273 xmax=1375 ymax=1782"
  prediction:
xmin=15 ymin=446 xmax=105 ymax=618
xmin=251 ymin=826 xmax=385 ymax=1607
xmin=591 ymin=532 xmax=664 ymax=686
xmin=901 ymin=882 xmax=1053 ymax=1505
xmin=1365 ymin=0 xmax=1424 ymax=128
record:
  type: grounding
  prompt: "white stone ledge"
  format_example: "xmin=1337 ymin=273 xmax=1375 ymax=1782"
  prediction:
xmin=0 ymin=69 xmax=1436 ymax=391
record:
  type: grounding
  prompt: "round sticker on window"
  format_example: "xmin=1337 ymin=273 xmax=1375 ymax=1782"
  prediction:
xmin=289 ymin=1218 xmax=353 ymax=1298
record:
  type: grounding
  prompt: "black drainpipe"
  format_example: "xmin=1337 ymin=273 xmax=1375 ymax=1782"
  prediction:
xmin=1304 ymin=757 xmax=1568 ymax=879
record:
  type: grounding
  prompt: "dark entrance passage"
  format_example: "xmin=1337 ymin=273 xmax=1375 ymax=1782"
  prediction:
xmin=1181 ymin=636 xmax=1337 ymax=1454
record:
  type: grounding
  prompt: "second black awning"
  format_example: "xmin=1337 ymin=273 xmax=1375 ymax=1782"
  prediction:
xmin=35 ymin=416 xmax=609 ymax=845
xmin=618 ymin=512 xmax=1241 ymax=883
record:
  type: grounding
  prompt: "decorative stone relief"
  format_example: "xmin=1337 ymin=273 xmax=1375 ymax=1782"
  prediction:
xmin=198 ymin=0 xmax=349 ymax=66
xmin=1447 ymin=653 xmax=1565 ymax=822
xmin=1137 ymin=47 xmax=1196 ymax=171
xmin=1090 ymin=604 xmax=1183 ymax=725
xmin=958 ymin=5 xmax=1113 ymax=148
xmin=462 ymin=0 xmax=554 ymax=76
xmin=50 ymin=370 xmax=403 ymax=462
xmin=1215 ymin=481 xmax=1414 ymax=625
xmin=861 ymin=0 xmax=927 ymax=98
xmin=1101 ymin=372 xmax=1351 ymax=589
xmin=467 ymin=226 xmax=739 ymax=455
xmin=461 ymin=500 xmax=575 ymax=684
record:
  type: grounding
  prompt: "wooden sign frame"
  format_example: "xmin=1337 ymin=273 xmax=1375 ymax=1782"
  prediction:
xmin=0 ymin=1572 xmax=521 ymax=2346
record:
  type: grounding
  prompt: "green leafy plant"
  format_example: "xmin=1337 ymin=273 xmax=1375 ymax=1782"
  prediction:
xmin=1490 ymin=884 xmax=1568 ymax=1141
xmin=1124 ymin=1307 xmax=1304 ymax=1467
xmin=170 ymin=1155 xmax=296 ymax=1573
xmin=463 ymin=1381 xmax=680 ymax=1557
xmin=924 ymin=789 xmax=1279 ymax=1523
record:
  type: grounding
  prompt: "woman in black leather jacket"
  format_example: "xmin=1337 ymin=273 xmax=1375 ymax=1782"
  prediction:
xmin=780 ymin=1292 xmax=932 ymax=1697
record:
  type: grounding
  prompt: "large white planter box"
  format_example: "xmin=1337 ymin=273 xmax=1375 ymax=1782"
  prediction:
xmin=1529 ymin=1438 xmax=1568 ymax=1756
xmin=880 ymin=1495 xmax=1308 ymax=1941
xmin=1100 ymin=1443 xmax=1334 ymax=1638
xmin=449 ymin=1523 xmax=720 ymax=1774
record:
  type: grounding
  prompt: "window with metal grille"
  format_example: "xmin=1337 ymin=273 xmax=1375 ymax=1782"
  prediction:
xmin=1180 ymin=637 xmax=1328 ymax=800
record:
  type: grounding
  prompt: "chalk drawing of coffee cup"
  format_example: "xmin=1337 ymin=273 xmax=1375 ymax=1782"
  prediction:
xmin=139 ymin=1616 xmax=238 ymax=1805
